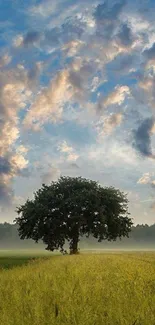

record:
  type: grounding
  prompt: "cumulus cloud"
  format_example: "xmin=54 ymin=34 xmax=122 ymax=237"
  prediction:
xmin=0 ymin=66 xmax=33 ymax=154
xmin=16 ymin=145 xmax=29 ymax=155
xmin=68 ymin=57 xmax=96 ymax=100
xmin=96 ymin=112 xmax=123 ymax=138
xmin=10 ymin=153 xmax=28 ymax=171
xmin=137 ymin=172 xmax=152 ymax=184
xmin=0 ymin=66 xmax=32 ymax=208
xmin=137 ymin=172 xmax=155 ymax=187
xmin=23 ymin=69 xmax=71 ymax=129
xmin=97 ymin=85 xmax=130 ymax=111
xmin=23 ymin=56 xmax=103 ymax=129
xmin=31 ymin=6 xmax=88 ymax=55
xmin=57 ymin=141 xmax=79 ymax=162
xmin=62 ymin=40 xmax=85 ymax=57
xmin=93 ymin=1 xmax=126 ymax=39
xmin=132 ymin=117 xmax=155 ymax=159
xmin=43 ymin=14 xmax=86 ymax=53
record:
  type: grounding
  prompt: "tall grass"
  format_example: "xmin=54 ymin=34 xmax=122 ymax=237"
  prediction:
xmin=0 ymin=253 xmax=155 ymax=325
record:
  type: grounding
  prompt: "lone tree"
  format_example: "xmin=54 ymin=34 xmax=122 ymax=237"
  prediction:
xmin=15 ymin=176 xmax=133 ymax=255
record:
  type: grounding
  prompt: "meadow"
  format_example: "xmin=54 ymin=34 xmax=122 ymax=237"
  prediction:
xmin=0 ymin=250 xmax=53 ymax=270
xmin=0 ymin=251 xmax=155 ymax=325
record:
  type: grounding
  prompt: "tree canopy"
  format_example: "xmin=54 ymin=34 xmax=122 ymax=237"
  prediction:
xmin=15 ymin=176 xmax=133 ymax=254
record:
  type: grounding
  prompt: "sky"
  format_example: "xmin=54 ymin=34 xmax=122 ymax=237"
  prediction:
xmin=1 ymin=0 xmax=155 ymax=225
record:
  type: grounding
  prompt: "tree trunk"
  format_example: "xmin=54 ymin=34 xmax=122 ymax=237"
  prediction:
xmin=69 ymin=234 xmax=79 ymax=255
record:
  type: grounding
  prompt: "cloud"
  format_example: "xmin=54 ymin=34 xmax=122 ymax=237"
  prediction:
xmin=10 ymin=153 xmax=28 ymax=171
xmin=16 ymin=145 xmax=29 ymax=155
xmin=138 ymin=75 xmax=154 ymax=93
xmin=44 ymin=27 xmax=61 ymax=48
xmin=108 ymin=53 xmax=136 ymax=75
xmin=132 ymin=117 xmax=155 ymax=159
xmin=142 ymin=42 xmax=155 ymax=73
xmin=0 ymin=122 xmax=19 ymax=157
xmin=0 ymin=180 xmax=13 ymax=206
xmin=97 ymin=85 xmax=130 ymax=111
xmin=29 ymin=0 xmax=59 ymax=18
xmin=137 ymin=172 xmax=155 ymax=189
xmin=0 ymin=54 xmax=11 ymax=68
xmin=0 ymin=153 xmax=28 ymax=207
xmin=28 ymin=0 xmax=132 ymax=65
xmin=137 ymin=172 xmax=152 ymax=184
xmin=0 ymin=157 xmax=11 ymax=175
xmin=14 ymin=31 xmax=41 ymax=48
xmin=13 ymin=35 xmax=24 ymax=47
xmin=0 ymin=66 xmax=33 ymax=155
xmin=61 ymin=17 xmax=86 ymax=42
xmin=62 ymin=40 xmax=85 ymax=57
xmin=143 ymin=42 xmax=155 ymax=60
xmin=93 ymin=1 xmax=126 ymax=39
xmin=32 ymin=6 xmax=87 ymax=53
xmin=137 ymin=74 xmax=155 ymax=108
xmin=23 ymin=56 xmax=102 ymax=129
xmin=96 ymin=112 xmax=123 ymax=138
xmin=91 ymin=76 xmax=102 ymax=92
xmin=68 ymin=58 xmax=95 ymax=101
xmin=23 ymin=31 xmax=41 ymax=47
xmin=116 ymin=23 xmax=134 ymax=47
xmin=0 ymin=66 xmax=32 ymax=207
xmin=87 ymin=139 xmax=138 ymax=167
xmin=23 ymin=69 xmax=71 ymax=129
xmin=41 ymin=166 xmax=61 ymax=184
xmin=29 ymin=0 xmax=89 ymax=31
xmin=94 ymin=1 xmax=125 ymax=24
xmin=57 ymin=140 xmax=79 ymax=162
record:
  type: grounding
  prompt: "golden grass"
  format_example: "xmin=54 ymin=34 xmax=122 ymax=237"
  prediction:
xmin=0 ymin=252 xmax=155 ymax=325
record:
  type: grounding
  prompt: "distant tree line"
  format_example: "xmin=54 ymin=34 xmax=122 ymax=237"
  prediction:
xmin=0 ymin=222 xmax=155 ymax=249
xmin=82 ymin=223 xmax=155 ymax=248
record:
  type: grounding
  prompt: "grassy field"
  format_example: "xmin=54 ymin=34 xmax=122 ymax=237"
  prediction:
xmin=0 ymin=252 xmax=155 ymax=325
xmin=0 ymin=250 xmax=54 ymax=269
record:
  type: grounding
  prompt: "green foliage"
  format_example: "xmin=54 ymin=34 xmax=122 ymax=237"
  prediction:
xmin=15 ymin=176 xmax=132 ymax=254
xmin=0 ymin=253 xmax=155 ymax=325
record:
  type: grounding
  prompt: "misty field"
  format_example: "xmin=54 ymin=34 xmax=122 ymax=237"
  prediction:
xmin=0 ymin=252 xmax=155 ymax=325
xmin=0 ymin=250 xmax=53 ymax=270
